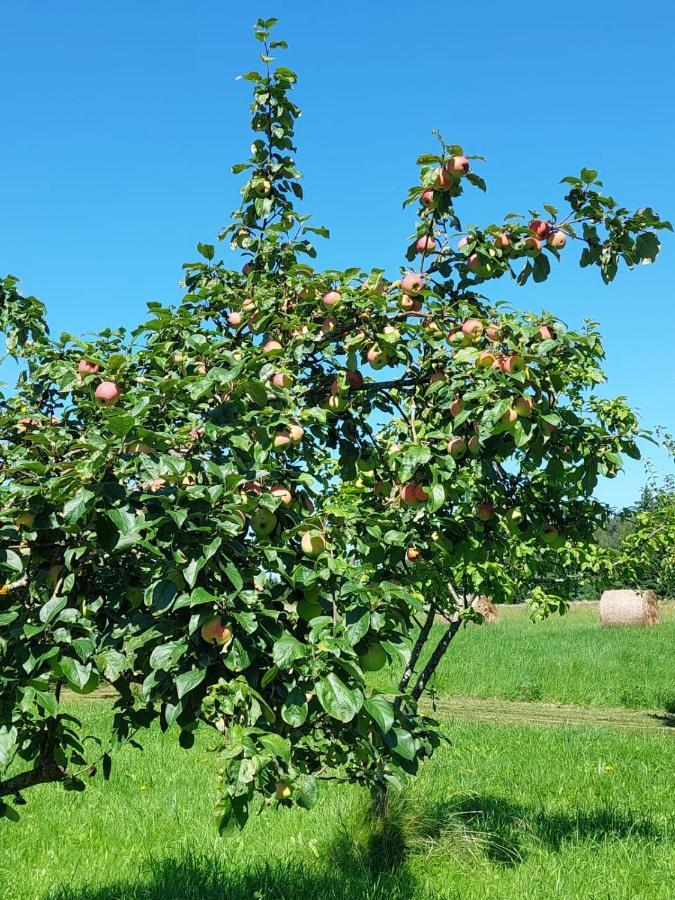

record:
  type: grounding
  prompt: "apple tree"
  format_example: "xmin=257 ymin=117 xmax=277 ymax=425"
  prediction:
xmin=0 ymin=19 xmax=670 ymax=828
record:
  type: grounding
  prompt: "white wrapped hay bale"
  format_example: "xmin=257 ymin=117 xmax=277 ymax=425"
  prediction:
xmin=599 ymin=589 xmax=660 ymax=627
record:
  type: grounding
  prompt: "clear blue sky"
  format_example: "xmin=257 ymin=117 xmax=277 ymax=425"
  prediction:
xmin=1 ymin=2 xmax=673 ymax=508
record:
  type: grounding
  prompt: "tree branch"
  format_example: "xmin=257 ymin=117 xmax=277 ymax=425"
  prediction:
xmin=410 ymin=617 xmax=462 ymax=702
xmin=395 ymin=601 xmax=436 ymax=709
xmin=0 ymin=761 xmax=66 ymax=798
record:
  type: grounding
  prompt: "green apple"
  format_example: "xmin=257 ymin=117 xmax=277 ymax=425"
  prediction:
xmin=358 ymin=642 xmax=387 ymax=672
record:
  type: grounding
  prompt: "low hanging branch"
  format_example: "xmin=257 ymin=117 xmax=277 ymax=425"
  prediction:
xmin=0 ymin=762 xmax=67 ymax=799
xmin=396 ymin=602 xmax=437 ymax=706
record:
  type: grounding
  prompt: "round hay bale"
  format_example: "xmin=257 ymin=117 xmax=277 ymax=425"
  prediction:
xmin=471 ymin=595 xmax=499 ymax=624
xmin=599 ymin=589 xmax=660 ymax=627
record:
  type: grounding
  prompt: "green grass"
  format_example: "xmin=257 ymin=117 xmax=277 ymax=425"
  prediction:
xmin=1 ymin=700 xmax=674 ymax=899
xmin=372 ymin=602 xmax=675 ymax=711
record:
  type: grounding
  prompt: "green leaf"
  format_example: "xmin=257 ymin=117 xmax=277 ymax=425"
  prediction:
xmin=0 ymin=726 xmax=18 ymax=767
xmin=281 ymin=686 xmax=308 ymax=726
xmin=296 ymin=773 xmax=319 ymax=810
xmin=39 ymin=595 xmax=68 ymax=624
xmin=385 ymin=726 xmax=417 ymax=760
xmin=145 ymin=580 xmax=178 ymax=613
xmin=108 ymin=415 xmax=136 ymax=437
xmin=316 ymin=673 xmax=363 ymax=723
xmin=149 ymin=641 xmax=186 ymax=671
xmin=427 ymin=483 xmax=446 ymax=513
xmin=345 ymin=608 xmax=370 ymax=645
xmin=272 ymin=633 xmax=307 ymax=669
xmin=175 ymin=667 xmax=206 ymax=700
xmin=197 ymin=242 xmax=215 ymax=260
xmin=63 ymin=488 xmax=96 ymax=524
xmin=259 ymin=732 xmax=291 ymax=763
xmin=364 ymin=696 xmax=394 ymax=734
xmin=0 ymin=549 xmax=23 ymax=574
xmin=59 ymin=657 xmax=94 ymax=691
xmin=96 ymin=648 xmax=127 ymax=681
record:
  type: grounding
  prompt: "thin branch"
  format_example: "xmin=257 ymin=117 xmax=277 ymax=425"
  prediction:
xmin=410 ymin=617 xmax=462 ymax=702
xmin=395 ymin=601 xmax=436 ymax=709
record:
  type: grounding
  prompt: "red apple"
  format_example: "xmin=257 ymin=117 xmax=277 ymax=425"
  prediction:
xmin=501 ymin=406 xmax=518 ymax=426
xmin=406 ymin=547 xmax=421 ymax=562
xmin=270 ymin=484 xmax=293 ymax=506
xmin=476 ymin=351 xmax=495 ymax=368
xmin=502 ymin=355 xmax=525 ymax=375
xmin=323 ymin=290 xmax=342 ymax=307
xmin=462 ymin=318 xmax=484 ymax=341
xmin=476 ymin=503 xmax=494 ymax=521
xmin=263 ymin=340 xmax=283 ymax=356
xmin=458 ymin=236 xmax=471 ymax=251
xmin=432 ymin=167 xmax=453 ymax=190
xmin=242 ymin=262 xmax=253 ymax=276
xmin=467 ymin=253 xmax=482 ymax=272
xmin=547 ymin=230 xmax=566 ymax=249
xmin=447 ymin=155 xmax=470 ymax=175
xmin=301 ymin=530 xmax=326 ymax=556
xmin=421 ymin=189 xmax=435 ymax=206
xmin=537 ymin=324 xmax=556 ymax=341
xmin=529 ymin=219 xmax=551 ymax=240
xmin=95 ymin=381 xmax=120 ymax=406
xmin=430 ymin=372 xmax=445 ymax=385
xmin=77 ymin=359 xmax=100 ymax=375
xmin=447 ymin=437 xmax=466 ymax=459
xmin=450 ymin=397 xmax=464 ymax=417
xmin=399 ymin=296 xmax=422 ymax=313
xmin=401 ymin=272 xmax=424 ymax=296
xmin=227 ymin=311 xmax=243 ymax=327
xmin=345 ymin=369 xmax=364 ymax=389
xmin=486 ymin=323 xmax=501 ymax=343
xmin=515 ymin=396 xmax=534 ymax=417
xmin=288 ymin=424 xmax=304 ymax=443
xmin=272 ymin=372 xmax=293 ymax=389
xmin=400 ymin=484 xmax=420 ymax=506
xmin=523 ymin=237 xmax=542 ymax=257
xmin=493 ymin=233 xmax=511 ymax=252
xmin=416 ymin=235 xmax=436 ymax=254
xmin=467 ymin=435 xmax=480 ymax=456
xmin=201 ymin=615 xmax=232 ymax=646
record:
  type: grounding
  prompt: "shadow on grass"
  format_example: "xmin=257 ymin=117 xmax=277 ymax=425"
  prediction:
xmin=46 ymin=853 xmax=434 ymax=900
xmin=650 ymin=711 xmax=675 ymax=727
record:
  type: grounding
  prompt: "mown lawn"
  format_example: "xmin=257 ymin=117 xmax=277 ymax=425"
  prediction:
xmin=1 ymin=699 xmax=674 ymax=899
xmin=373 ymin=602 xmax=675 ymax=711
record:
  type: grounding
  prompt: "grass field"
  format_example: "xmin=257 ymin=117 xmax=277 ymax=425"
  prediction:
xmin=2 ymin=603 xmax=674 ymax=899
xmin=374 ymin=602 xmax=675 ymax=711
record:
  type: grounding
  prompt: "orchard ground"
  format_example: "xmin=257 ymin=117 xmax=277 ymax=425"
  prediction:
xmin=2 ymin=603 xmax=674 ymax=900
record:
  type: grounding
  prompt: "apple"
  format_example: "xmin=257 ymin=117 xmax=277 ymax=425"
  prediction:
xmin=462 ymin=318 xmax=484 ymax=341
xmin=447 ymin=155 xmax=470 ymax=175
xmin=486 ymin=323 xmax=501 ymax=343
xmin=301 ymin=530 xmax=326 ymax=556
xmin=537 ymin=324 xmax=556 ymax=341
xmin=432 ymin=167 xmax=453 ymax=190
xmin=200 ymin=615 xmax=233 ymax=646
xmin=95 ymin=381 xmax=120 ymax=406
xmin=263 ymin=340 xmax=283 ymax=356
xmin=251 ymin=508 xmax=278 ymax=537
xmin=416 ymin=235 xmax=436 ymax=254
xmin=476 ymin=503 xmax=494 ymax=521
xmin=269 ymin=484 xmax=293 ymax=507
xmin=227 ymin=311 xmax=242 ymax=327
xmin=242 ymin=262 xmax=253 ymax=276
xmin=467 ymin=435 xmax=480 ymax=456
xmin=529 ymin=219 xmax=551 ymax=240
xmin=382 ymin=325 xmax=401 ymax=343
xmin=523 ymin=236 xmax=542 ymax=257
xmin=77 ymin=359 xmax=100 ymax=375
xmin=406 ymin=547 xmax=421 ymax=562
xmin=477 ymin=350 xmax=495 ymax=368
xmin=326 ymin=394 xmax=347 ymax=413
xmin=253 ymin=178 xmax=272 ymax=197
xmin=367 ymin=345 xmax=387 ymax=368
xmin=288 ymin=424 xmax=304 ymax=443
xmin=467 ymin=253 xmax=482 ymax=273
xmin=502 ymin=354 xmax=525 ymax=375
xmin=542 ymin=524 xmax=559 ymax=545
xmin=400 ymin=484 xmax=420 ymax=506
xmin=194 ymin=360 xmax=208 ymax=376
xmin=450 ymin=397 xmax=464 ymax=417
xmin=399 ymin=295 xmax=422 ymax=313
xmin=420 ymin=188 xmax=435 ymax=206
xmin=430 ymin=372 xmax=445 ymax=385
xmin=358 ymin=642 xmax=387 ymax=672
xmin=323 ymin=290 xmax=342 ymax=307
xmin=547 ymin=230 xmax=566 ymax=249
xmin=515 ymin=396 xmax=533 ymax=418
xmin=320 ymin=317 xmax=337 ymax=333
xmin=241 ymin=298 xmax=256 ymax=313
xmin=447 ymin=437 xmax=466 ymax=459
xmin=273 ymin=431 xmax=292 ymax=450
xmin=242 ymin=480 xmax=263 ymax=496
xmin=345 ymin=369 xmax=364 ymax=389
xmin=493 ymin=233 xmax=511 ymax=252
xmin=297 ymin=595 xmax=322 ymax=621
xmin=272 ymin=372 xmax=293 ymax=389
xmin=414 ymin=485 xmax=429 ymax=503
xmin=401 ymin=273 xmax=424 ymax=296
xmin=275 ymin=781 xmax=292 ymax=800
xmin=501 ymin=406 xmax=518 ymax=426
xmin=447 ymin=328 xmax=466 ymax=347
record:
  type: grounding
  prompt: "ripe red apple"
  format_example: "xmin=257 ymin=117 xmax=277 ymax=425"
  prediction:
xmin=95 ymin=381 xmax=120 ymax=406
xmin=414 ymin=485 xmax=429 ymax=503
xmin=462 ymin=318 xmax=484 ymax=341
xmin=486 ymin=323 xmax=501 ymax=343
xmin=447 ymin=155 xmax=470 ymax=175
xmin=537 ymin=324 xmax=556 ymax=341
xmin=476 ymin=503 xmax=494 ymax=521
xmin=345 ymin=369 xmax=364 ymax=389
xmin=401 ymin=272 xmax=424 ymax=296
xmin=367 ymin=345 xmax=387 ymax=368
xmin=227 ymin=311 xmax=242 ymax=327
xmin=493 ymin=233 xmax=511 ymax=252
xmin=77 ymin=359 xmax=100 ymax=375
xmin=301 ymin=530 xmax=326 ymax=556
xmin=323 ymin=290 xmax=342 ymax=307
xmin=242 ymin=262 xmax=253 ymax=276
xmin=406 ymin=547 xmax=421 ymax=562
xmin=447 ymin=437 xmax=466 ymax=459
xmin=416 ymin=235 xmax=436 ymax=254
xmin=400 ymin=484 xmax=420 ymax=506
xmin=547 ymin=230 xmax=566 ymax=249
xmin=263 ymin=339 xmax=283 ymax=356
xmin=458 ymin=236 xmax=471 ymax=251
xmin=523 ymin=237 xmax=542 ymax=257
xmin=269 ymin=484 xmax=293 ymax=506
xmin=201 ymin=615 xmax=232 ymax=646
xmin=515 ymin=396 xmax=534 ymax=417
xmin=241 ymin=479 xmax=263 ymax=496
xmin=399 ymin=295 xmax=422 ymax=313
xmin=450 ymin=397 xmax=464 ymax=417
xmin=320 ymin=317 xmax=336 ymax=333
xmin=467 ymin=253 xmax=482 ymax=273
xmin=272 ymin=372 xmax=293 ymax=389
xmin=421 ymin=189 xmax=435 ymax=207
xmin=529 ymin=219 xmax=551 ymax=240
